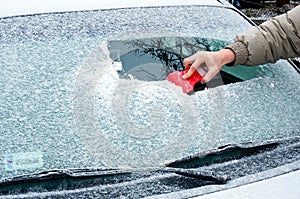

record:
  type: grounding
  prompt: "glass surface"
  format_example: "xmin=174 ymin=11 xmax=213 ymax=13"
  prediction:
xmin=0 ymin=6 xmax=299 ymax=182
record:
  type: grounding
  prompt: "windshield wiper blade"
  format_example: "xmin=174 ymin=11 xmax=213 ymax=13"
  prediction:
xmin=0 ymin=168 xmax=131 ymax=186
xmin=166 ymin=139 xmax=280 ymax=168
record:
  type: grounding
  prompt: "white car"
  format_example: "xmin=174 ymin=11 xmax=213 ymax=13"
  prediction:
xmin=0 ymin=0 xmax=299 ymax=198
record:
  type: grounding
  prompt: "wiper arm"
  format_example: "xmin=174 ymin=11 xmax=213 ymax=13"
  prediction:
xmin=160 ymin=167 xmax=229 ymax=184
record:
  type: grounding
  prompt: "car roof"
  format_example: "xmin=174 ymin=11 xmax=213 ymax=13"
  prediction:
xmin=0 ymin=0 xmax=230 ymax=18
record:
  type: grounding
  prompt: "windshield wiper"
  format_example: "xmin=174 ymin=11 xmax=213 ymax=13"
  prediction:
xmin=0 ymin=168 xmax=130 ymax=186
xmin=166 ymin=139 xmax=281 ymax=168
xmin=0 ymin=166 xmax=228 ymax=188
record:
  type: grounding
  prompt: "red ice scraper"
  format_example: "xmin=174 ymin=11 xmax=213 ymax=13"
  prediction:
xmin=167 ymin=64 xmax=207 ymax=94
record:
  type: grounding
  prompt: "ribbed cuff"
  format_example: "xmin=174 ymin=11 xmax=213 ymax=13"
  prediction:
xmin=225 ymin=41 xmax=248 ymax=66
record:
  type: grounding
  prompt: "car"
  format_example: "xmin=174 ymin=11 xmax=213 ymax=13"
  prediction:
xmin=0 ymin=0 xmax=299 ymax=198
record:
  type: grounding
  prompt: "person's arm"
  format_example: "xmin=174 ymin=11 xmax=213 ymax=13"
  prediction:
xmin=183 ymin=6 xmax=300 ymax=83
xmin=227 ymin=5 xmax=300 ymax=66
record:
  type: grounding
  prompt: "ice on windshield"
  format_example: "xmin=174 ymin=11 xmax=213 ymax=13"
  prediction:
xmin=88 ymin=49 xmax=300 ymax=168
xmin=0 ymin=6 xmax=299 ymax=180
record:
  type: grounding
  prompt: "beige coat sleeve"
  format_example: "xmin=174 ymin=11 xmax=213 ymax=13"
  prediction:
xmin=226 ymin=5 xmax=300 ymax=66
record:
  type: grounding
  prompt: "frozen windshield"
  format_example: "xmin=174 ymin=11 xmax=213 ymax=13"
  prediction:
xmin=0 ymin=6 xmax=299 ymax=181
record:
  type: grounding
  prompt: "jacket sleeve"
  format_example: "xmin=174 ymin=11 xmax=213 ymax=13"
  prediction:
xmin=226 ymin=5 xmax=300 ymax=66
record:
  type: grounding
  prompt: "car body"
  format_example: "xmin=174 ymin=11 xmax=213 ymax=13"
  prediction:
xmin=0 ymin=0 xmax=299 ymax=198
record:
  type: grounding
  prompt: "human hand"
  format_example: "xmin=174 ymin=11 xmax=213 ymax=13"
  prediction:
xmin=182 ymin=49 xmax=235 ymax=84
